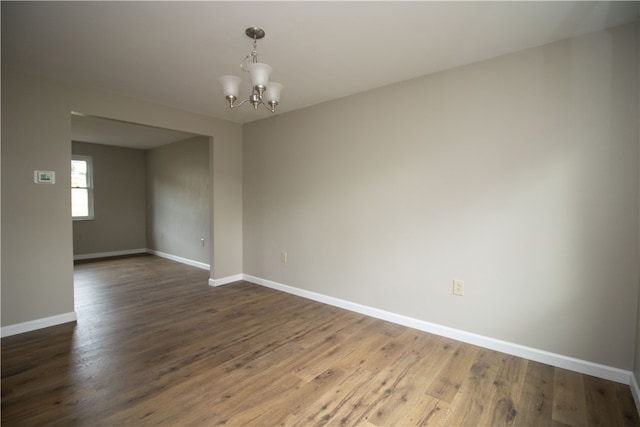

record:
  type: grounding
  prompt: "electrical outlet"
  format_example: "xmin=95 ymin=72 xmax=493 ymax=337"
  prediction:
xmin=453 ymin=279 xmax=465 ymax=296
xmin=281 ymin=251 xmax=287 ymax=263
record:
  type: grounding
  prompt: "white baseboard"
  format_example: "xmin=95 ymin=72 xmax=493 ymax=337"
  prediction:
xmin=631 ymin=374 xmax=640 ymax=416
xmin=243 ymin=274 xmax=632 ymax=385
xmin=74 ymin=248 xmax=146 ymax=260
xmin=1 ymin=312 xmax=77 ymax=338
xmin=146 ymin=249 xmax=210 ymax=270
xmin=209 ymin=274 xmax=244 ymax=287
xmin=74 ymin=249 xmax=210 ymax=272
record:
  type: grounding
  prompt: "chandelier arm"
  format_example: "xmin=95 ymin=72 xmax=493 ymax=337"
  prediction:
xmin=233 ymin=98 xmax=253 ymax=109
xmin=232 ymin=99 xmax=277 ymax=113
xmin=259 ymin=102 xmax=277 ymax=113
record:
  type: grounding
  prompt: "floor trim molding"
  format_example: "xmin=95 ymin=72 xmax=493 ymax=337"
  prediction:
xmin=209 ymin=274 xmax=244 ymax=287
xmin=1 ymin=312 xmax=77 ymax=338
xmin=243 ymin=274 xmax=632 ymax=385
xmin=146 ymin=249 xmax=210 ymax=271
xmin=73 ymin=248 xmax=147 ymax=260
xmin=75 ymin=248 xmax=211 ymax=271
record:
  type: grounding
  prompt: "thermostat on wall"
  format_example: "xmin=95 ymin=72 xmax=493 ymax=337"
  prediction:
xmin=34 ymin=170 xmax=56 ymax=184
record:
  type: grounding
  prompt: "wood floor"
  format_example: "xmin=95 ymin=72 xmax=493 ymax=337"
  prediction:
xmin=2 ymin=255 xmax=639 ymax=426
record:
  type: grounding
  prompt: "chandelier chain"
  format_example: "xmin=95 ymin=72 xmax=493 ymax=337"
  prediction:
xmin=240 ymin=39 xmax=259 ymax=72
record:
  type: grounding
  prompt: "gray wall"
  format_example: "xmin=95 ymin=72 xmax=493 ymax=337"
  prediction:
xmin=146 ymin=136 xmax=210 ymax=264
xmin=243 ymin=24 xmax=639 ymax=370
xmin=72 ymin=141 xmax=146 ymax=255
xmin=1 ymin=72 xmax=243 ymax=327
xmin=2 ymin=74 xmax=75 ymax=325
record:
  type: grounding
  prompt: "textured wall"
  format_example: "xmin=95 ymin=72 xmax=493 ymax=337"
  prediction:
xmin=146 ymin=136 xmax=210 ymax=264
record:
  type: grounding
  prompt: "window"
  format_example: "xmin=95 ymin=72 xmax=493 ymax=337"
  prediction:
xmin=71 ymin=155 xmax=94 ymax=220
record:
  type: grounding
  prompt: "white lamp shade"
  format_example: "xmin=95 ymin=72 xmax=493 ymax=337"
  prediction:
xmin=266 ymin=82 xmax=283 ymax=103
xmin=218 ymin=75 xmax=241 ymax=98
xmin=247 ymin=63 xmax=272 ymax=88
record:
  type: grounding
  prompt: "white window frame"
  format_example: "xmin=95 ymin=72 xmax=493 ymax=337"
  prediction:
xmin=71 ymin=155 xmax=95 ymax=221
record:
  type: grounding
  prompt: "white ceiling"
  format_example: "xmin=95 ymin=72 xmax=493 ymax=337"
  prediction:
xmin=3 ymin=1 xmax=639 ymax=131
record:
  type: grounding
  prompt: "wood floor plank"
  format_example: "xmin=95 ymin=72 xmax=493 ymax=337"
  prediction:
xmin=552 ymin=368 xmax=588 ymax=426
xmin=513 ymin=360 xmax=555 ymax=426
xmin=480 ymin=353 xmax=528 ymax=425
xmin=373 ymin=394 xmax=446 ymax=427
xmin=244 ymin=368 xmax=351 ymax=426
xmin=342 ymin=333 xmax=408 ymax=376
xmin=617 ymin=382 xmax=640 ymax=426
xmin=1 ymin=255 xmax=638 ymax=426
xmin=282 ymin=366 xmax=377 ymax=426
xmin=424 ymin=340 xmax=480 ymax=403
xmin=330 ymin=344 xmax=431 ymax=425
xmin=441 ymin=348 xmax=505 ymax=426
xmin=365 ymin=332 xmax=451 ymax=426
xmin=584 ymin=374 xmax=626 ymax=426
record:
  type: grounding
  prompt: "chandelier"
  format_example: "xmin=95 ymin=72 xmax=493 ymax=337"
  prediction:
xmin=218 ymin=27 xmax=283 ymax=113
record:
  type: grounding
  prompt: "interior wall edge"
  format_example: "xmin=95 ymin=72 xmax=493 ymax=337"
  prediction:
xmin=631 ymin=374 xmax=640 ymax=417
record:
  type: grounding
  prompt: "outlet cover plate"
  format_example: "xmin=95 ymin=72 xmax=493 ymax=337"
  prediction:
xmin=453 ymin=279 xmax=465 ymax=296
